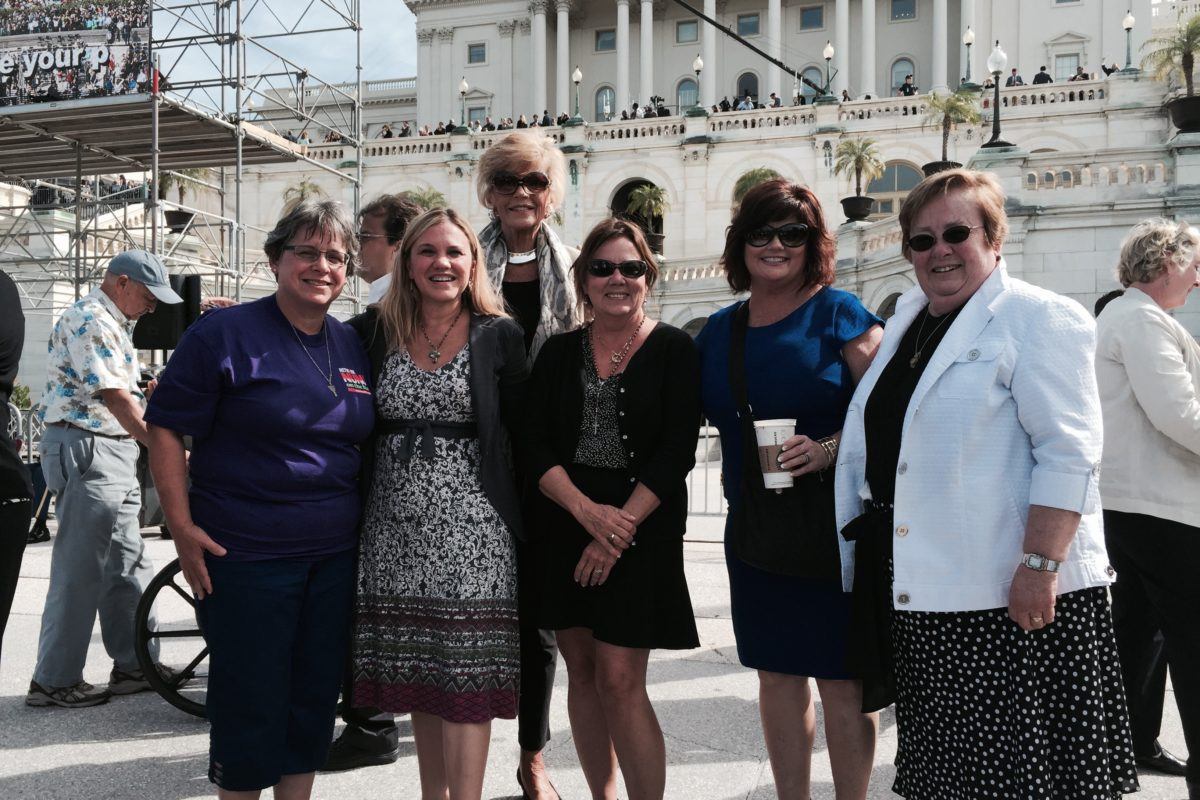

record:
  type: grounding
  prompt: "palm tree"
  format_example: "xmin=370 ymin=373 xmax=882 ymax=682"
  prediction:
xmin=401 ymin=187 xmax=447 ymax=210
xmin=922 ymin=91 xmax=981 ymax=162
xmin=282 ymin=178 xmax=326 ymax=209
xmin=833 ymin=138 xmax=885 ymax=197
xmin=625 ymin=183 xmax=669 ymax=233
xmin=1142 ymin=14 xmax=1200 ymax=96
xmin=733 ymin=167 xmax=782 ymax=206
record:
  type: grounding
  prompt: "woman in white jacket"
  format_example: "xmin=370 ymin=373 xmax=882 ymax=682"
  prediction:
xmin=1097 ymin=218 xmax=1200 ymax=799
xmin=834 ymin=168 xmax=1138 ymax=799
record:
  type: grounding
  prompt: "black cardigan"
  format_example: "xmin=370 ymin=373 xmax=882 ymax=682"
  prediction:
xmin=348 ymin=307 xmax=530 ymax=540
xmin=524 ymin=323 xmax=701 ymax=538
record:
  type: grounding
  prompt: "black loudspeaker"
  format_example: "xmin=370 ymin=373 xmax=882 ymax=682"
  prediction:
xmin=133 ymin=274 xmax=202 ymax=350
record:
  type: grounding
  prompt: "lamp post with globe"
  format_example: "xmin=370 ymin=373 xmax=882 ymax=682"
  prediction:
xmin=686 ymin=54 xmax=707 ymax=116
xmin=1121 ymin=11 xmax=1138 ymax=74
xmin=814 ymin=40 xmax=838 ymax=104
xmin=454 ymin=76 xmax=469 ymax=134
xmin=565 ymin=66 xmax=584 ymax=126
xmin=981 ymin=41 xmax=1014 ymax=148
xmin=961 ymin=27 xmax=981 ymax=91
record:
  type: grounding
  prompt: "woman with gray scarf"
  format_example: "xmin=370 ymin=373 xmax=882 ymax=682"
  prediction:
xmin=476 ymin=132 xmax=582 ymax=800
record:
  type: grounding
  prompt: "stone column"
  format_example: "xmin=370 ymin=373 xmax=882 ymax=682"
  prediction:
xmin=640 ymin=0 xmax=653 ymax=106
xmin=702 ymin=0 xmax=717 ymax=108
xmin=438 ymin=27 xmax=455 ymax=124
xmin=617 ymin=0 xmax=630 ymax=113
xmin=931 ymin=0 xmax=948 ymax=92
xmin=517 ymin=19 xmax=532 ymax=116
xmin=530 ymin=2 xmax=549 ymax=116
xmin=861 ymin=0 xmax=877 ymax=97
xmin=834 ymin=0 xmax=849 ymax=96
xmin=766 ymin=0 xmax=781 ymax=100
xmin=416 ymin=28 xmax=435 ymax=126
xmin=556 ymin=1 xmax=571 ymax=116
xmin=499 ymin=20 xmax=517 ymax=120
xmin=960 ymin=0 xmax=974 ymax=87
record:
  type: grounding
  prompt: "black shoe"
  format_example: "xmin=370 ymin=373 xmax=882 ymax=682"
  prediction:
xmin=26 ymin=523 xmax=50 ymax=544
xmin=1189 ymin=778 xmax=1200 ymax=800
xmin=108 ymin=663 xmax=189 ymax=695
xmin=1135 ymin=741 xmax=1188 ymax=776
xmin=321 ymin=731 xmax=399 ymax=772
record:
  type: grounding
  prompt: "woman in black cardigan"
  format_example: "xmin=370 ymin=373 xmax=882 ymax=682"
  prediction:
xmin=525 ymin=218 xmax=700 ymax=800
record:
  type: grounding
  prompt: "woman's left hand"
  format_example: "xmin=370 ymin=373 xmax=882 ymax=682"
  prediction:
xmin=573 ymin=541 xmax=617 ymax=587
xmin=778 ymin=434 xmax=832 ymax=476
xmin=1008 ymin=566 xmax=1057 ymax=632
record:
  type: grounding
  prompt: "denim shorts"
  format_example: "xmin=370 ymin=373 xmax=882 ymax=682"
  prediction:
xmin=196 ymin=549 xmax=354 ymax=791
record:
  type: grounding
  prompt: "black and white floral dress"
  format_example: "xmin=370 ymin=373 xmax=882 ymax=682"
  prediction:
xmin=352 ymin=346 xmax=519 ymax=723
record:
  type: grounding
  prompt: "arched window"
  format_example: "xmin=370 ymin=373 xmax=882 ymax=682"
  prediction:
xmin=891 ymin=58 xmax=915 ymax=95
xmin=736 ymin=72 xmax=759 ymax=105
xmin=800 ymin=66 xmax=823 ymax=100
xmin=594 ymin=85 xmax=616 ymax=121
xmin=676 ymin=78 xmax=698 ymax=112
xmin=866 ymin=161 xmax=922 ymax=217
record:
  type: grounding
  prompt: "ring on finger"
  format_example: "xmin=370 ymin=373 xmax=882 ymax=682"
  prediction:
xmin=801 ymin=452 xmax=810 ymax=466
xmin=1030 ymin=614 xmax=1044 ymax=625
xmin=608 ymin=533 xmax=615 ymax=543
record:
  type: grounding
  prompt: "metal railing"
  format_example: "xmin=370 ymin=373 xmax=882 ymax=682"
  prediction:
xmin=688 ymin=421 xmax=726 ymax=516
xmin=5 ymin=404 xmax=42 ymax=464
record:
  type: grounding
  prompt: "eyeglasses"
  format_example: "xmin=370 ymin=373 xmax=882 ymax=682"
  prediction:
xmin=745 ymin=223 xmax=811 ymax=248
xmin=587 ymin=259 xmax=649 ymax=279
xmin=905 ymin=225 xmax=984 ymax=253
xmin=355 ymin=231 xmax=389 ymax=243
xmin=491 ymin=171 xmax=551 ymax=195
xmin=282 ymin=244 xmax=349 ymax=266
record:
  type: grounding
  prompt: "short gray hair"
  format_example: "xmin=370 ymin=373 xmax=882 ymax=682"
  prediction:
xmin=1116 ymin=218 xmax=1200 ymax=287
xmin=263 ymin=199 xmax=359 ymax=277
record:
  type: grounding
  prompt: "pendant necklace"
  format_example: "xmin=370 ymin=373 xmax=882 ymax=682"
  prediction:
xmin=290 ymin=320 xmax=337 ymax=396
xmin=419 ymin=305 xmax=465 ymax=363
xmin=909 ymin=308 xmax=954 ymax=368
xmin=592 ymin=314 xmax=646 ymax=369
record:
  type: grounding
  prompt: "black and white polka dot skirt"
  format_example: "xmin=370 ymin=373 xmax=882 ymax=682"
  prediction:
xmin=891 ymin=587 xmax=1140 ymax=800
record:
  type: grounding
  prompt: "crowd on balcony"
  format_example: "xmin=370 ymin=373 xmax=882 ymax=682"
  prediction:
xmin=0 ymin=41 xmax=149 ymax=106
xmin=0 ymin=1 xmax=148 ymax=40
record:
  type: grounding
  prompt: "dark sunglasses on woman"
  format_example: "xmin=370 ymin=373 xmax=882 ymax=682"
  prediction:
xmin=491 ymin=171 xmax=551 ymax=195
xmin=906 ymin=224 xmax=984 ymax=252
xmin=587 ymin=259 xmax=649 ymax=278
xmin=746 ymin=223 xmax=811 ymax=248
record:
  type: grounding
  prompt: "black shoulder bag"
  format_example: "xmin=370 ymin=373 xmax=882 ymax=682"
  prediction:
xmin=727 ymin=301 xmax=840 ymax=580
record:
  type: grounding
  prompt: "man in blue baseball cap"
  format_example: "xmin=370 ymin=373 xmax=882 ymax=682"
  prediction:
xmin=27 ymin=250 xmax=185 ymax=709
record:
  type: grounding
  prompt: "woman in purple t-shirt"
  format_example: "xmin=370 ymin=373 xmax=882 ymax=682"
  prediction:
xmin=146 ymin=200 xmax=374 ymax=799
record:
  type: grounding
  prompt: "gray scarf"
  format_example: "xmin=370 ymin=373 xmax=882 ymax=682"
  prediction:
xmin=479 ymin=219 xmax=582 ymax=359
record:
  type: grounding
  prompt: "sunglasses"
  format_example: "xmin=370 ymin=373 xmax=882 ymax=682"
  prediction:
xmin=906 ymin=224 xmax=984 ymax=253
xmin=745 ymin=223 xmax=811 ymax=248
xmin=587 ymin=259 xmax=649 ymax=278
xmin=491 ymin=171 xmax=551 ymax=195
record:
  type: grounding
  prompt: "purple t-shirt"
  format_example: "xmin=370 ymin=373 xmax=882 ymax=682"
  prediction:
xmin=145 ymin=295 xmax=374 ymax=560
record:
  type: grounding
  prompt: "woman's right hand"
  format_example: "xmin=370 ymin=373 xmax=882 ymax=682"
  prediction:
xmin=171 ymin=522 xmax=227 ymax=600
xmin=573 ymin=498 xmax=637 ymax=559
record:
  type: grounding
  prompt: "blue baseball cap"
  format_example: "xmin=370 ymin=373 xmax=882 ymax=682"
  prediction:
xmin=107 ymin=250 xmax=183 ymax=304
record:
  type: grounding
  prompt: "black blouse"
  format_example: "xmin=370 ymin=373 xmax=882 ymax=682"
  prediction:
xmin=502 ymin=279 xmax=541 ymax=355
xmin=524 ymin=324 xmax=701 ymax=537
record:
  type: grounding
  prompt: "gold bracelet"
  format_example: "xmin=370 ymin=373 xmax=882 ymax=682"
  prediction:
xmin=817 ymin=436 xmax=839 ymax=470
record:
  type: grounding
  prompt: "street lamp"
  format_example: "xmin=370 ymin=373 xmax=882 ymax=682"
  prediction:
xmin=454 ymin=76 xmax=469 ymax=134
xmin=815 ymin=40 xmax=837 ymax=104
xmin=1121 ymin=10 xmax=1138 ymax=73
xmin=686 ymin=54 xmax=707 ymax=116
xmin=982 ymin=40 xmax=1014 ymax=148
xmin=961 ymin=27 xmax=980 ymax=91
xmin=572 ymin=65 xmax=583 ymax=118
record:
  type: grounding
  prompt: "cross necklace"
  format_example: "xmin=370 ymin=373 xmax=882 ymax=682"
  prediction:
xmin=290 ymin=321 xmax=338 ymax=396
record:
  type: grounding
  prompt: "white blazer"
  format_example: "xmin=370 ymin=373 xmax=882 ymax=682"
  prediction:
xmin=834 ymin=263 xmax=1114 ymax=612
xmin=1096 ymin=287 xmax=1200 ymax=528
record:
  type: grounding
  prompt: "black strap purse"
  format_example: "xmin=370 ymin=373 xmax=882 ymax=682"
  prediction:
xmin=726 ymin=302 xmax=840 ymax=580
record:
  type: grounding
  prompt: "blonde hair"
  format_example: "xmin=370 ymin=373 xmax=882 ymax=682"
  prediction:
xmin=898 ymin=168 xmax=1008 ymax=262
xmin=475 ymin=132 xmax=567 ymax=216
xmin=377 ymin=208 xmax=507 ymax=350
xmin=1116 ymin=218 xmax=1200 ymax=287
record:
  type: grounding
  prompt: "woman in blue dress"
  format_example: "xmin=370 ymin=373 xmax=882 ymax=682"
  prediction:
xmin=696 ymin=179 xmax=883 ymax=799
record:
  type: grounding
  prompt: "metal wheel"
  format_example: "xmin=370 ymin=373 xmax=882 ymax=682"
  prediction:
xmin=134 ymin=558 xmax=208 ymax=718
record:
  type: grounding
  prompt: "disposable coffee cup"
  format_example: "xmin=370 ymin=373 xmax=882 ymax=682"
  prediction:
xmin=754 ymin=419 xmax=796 ymax=490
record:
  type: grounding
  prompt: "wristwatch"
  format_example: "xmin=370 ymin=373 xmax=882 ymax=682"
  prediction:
xmin=1021 ymin=552 xmax=1061 ymax=573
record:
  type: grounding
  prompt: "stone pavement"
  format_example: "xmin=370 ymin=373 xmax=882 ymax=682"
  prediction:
xmin=0 ymin=516 xmax=1190 ymax=799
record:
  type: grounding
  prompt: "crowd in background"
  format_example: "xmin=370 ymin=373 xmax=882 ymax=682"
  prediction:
xmin=0 ymin=1 xmax=148 ymax=40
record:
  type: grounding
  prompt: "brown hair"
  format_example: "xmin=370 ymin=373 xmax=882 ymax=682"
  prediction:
xmin=571 ymin=218 xmax=660 ymax=309
xmin=720 ymin=179 xmax=835 ymax=293
xmin=263 ymin=199 xmax=358 ymax=277
xmin=898 ymin=168 xmax=1009 ymax=261
xmin=377 ymin=208 xmax=507 ymax=350
xmin=359 ymin=193 xmax=425 ymax=244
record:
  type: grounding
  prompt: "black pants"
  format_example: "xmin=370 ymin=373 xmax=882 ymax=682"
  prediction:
xmin=1105 ymin=510 xmax=1200 ymax=781
xmin=0 ymin=498 xmax=32 ymax=665
xmin=339 ymin=537 xmax=558 ymax=753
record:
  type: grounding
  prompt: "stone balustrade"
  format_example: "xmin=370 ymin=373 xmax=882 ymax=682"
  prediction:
xmin=707 ymin=107 xmax=816 ymax=134
xmin=586 ymin=117 xmax=685 ymax=143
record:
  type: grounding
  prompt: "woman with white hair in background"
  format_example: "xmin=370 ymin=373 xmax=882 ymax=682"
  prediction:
xmin=1097 ymin=219 xmax=1200 ymax=800
xmin=475 ymin=131 xmax=582 ymax=800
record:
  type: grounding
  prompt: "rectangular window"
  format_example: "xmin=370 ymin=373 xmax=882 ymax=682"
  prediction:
xmin=800 ymin=6 xmax=824 ymax=30
xmin=890 ymin=0 xmax=916 ymax=21
xmin=737 ymin=13 xmax=760 ymax=37
xmin=1054 ymin=53 xmax=1080 ymax=81
xmin=595 ymin=29 xmax=616 ymax=52
xmin=676 ymin=19 xmax=699 ymax=43
xmin=468 ymin=106 xmax=487 ymax=125
xmin=467 ymin=43 xmax=486 ymax=64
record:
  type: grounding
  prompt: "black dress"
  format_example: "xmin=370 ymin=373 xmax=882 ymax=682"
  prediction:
xmin=525 ymin=324 xmax=701 ymax=649
xmin=861 ymin=305 xmax=1139 ymax=800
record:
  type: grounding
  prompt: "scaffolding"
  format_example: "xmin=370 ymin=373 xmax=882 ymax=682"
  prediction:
xmin=0 ymin=0 xmax=364 ymax=323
